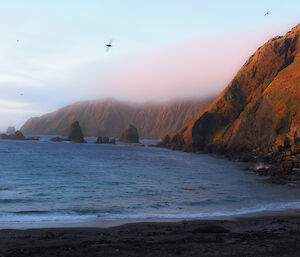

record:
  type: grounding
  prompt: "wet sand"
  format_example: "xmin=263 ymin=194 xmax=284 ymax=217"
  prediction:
xmin=1 ymin=212 xmax=300 ymax=257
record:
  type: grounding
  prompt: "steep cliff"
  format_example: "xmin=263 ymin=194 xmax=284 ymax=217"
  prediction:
xmin=21 ymin=97 xmax=214 ymax=139
xmin=170 ymin=24 xmax=300 ymax=154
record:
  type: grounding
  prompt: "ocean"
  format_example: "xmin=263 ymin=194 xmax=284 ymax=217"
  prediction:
xmin=0 ymin=136 xmax=300 ymax=228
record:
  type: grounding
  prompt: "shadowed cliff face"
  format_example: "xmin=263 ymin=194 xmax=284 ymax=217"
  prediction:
xmin=170 ymin=24 xmax=300 ymax=153
xmin=21 ymin=97 xmax=215 ymax=139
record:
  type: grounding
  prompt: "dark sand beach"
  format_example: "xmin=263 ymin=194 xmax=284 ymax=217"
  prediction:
xmin=1 ymin=212 xmax=300 ymax=257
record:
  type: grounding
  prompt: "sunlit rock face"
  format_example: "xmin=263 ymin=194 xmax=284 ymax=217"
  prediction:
xmin=170 ymin=24 xmax=300 ymax=154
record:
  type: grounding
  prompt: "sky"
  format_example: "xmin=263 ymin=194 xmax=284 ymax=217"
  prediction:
xmin=0 ymin=0 xmax=299 ymax=131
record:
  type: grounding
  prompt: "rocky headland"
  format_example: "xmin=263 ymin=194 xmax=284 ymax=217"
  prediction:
xmin=159 ymin=24 xmax=300 ymax=187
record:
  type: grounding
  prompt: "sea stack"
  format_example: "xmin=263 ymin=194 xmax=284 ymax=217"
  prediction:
xmin=6 ymin=126 xmax=15 ymax=135
xmin=119 ymin=124 xmax=139 ymax=143
xmin=68 ymin=121 xmax=86 ymax=143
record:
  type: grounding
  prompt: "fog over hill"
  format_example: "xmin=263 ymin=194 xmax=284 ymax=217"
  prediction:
xmin=21 ymin=96 xmax=215 ymax=139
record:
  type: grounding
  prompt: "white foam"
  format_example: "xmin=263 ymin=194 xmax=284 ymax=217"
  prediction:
xmin=0 ymin=201 xmax=300 ymax=225
xmin=0 ymin=213 xmax=97 ymax=223
xmin=98 ymin=201 xmax=300 ymax=220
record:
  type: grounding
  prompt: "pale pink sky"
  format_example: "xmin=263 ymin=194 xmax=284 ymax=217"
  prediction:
xmin=89 ymin=23 xmax=295 ymax=102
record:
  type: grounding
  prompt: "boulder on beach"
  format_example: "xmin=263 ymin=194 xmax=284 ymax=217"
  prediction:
xmin=6 ymin=126 xmax=15 ymax=135
xmin=67 ymin=121 xmax=86 ymax=143
xmin=119 ymin=124 xmax=139 ymax=143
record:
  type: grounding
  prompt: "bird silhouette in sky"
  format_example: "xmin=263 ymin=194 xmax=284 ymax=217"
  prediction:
xmin=106 ymin=40 xmax=113 ymax=52
xmin=264 ymin=11 xmax=271 ymax=16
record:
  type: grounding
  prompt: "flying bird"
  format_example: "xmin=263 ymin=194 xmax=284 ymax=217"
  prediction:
xmin=106 ymin=40 xmax=113 ymax=52
xmin=264 ymin=11 xmax=271 ymax=16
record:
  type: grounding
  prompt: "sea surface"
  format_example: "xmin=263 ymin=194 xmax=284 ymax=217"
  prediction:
xmin=0 ymin=136 xmax=300 ymax=228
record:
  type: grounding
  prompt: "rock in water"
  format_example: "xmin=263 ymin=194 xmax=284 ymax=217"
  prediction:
xmin=6 ymin=126 xmax=15 ymax=135
xmin=162 ymin=134 xmax=170 ymax=145
xmin=68 ymin=121 xmax=86 ymax=143
xmin=95 ymin=136 xmax=116 ymax=144
xmin=0 ymin=134 xmax=9 ymax=140
xmin=11 ymin=131 xmax=26 ymax=140
xmin=95 ymin=136 xmax=103 ymax=144
xmin=109 ymin=137 xmax=116 ymax=144
xmin=50 ymin=137 xmax=67 ymax=142
xmin=119 ymin=124 xmax=139 ymax=143
xmin=0 ymin=131 xmax=39 ymax=141
xmin=103 ymin=136 xmax=110 ymax=144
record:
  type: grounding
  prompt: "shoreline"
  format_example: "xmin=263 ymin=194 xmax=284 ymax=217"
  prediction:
xmin=1 ymin=210 xmax=300 ymax=257
xmin=1 ymin=208 xmax=300 ymax=230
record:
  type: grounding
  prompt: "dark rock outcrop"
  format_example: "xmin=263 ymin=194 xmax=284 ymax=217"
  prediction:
xmin=162 ymin=134 xmax=170 ymax=145
xmin=12 ymin=131 xmax=26 ymax=140
xmin=156 ymin=134 xmax=171 ymax=148
xmin=0 ymin=134 xmax=9 ymax=140
xmin=95 ymin=136 xmax=115 ymax=144
xmin=68 ymin=121 xmax=86 ymax=143
xmin=0 ymin=131 xmax=39 ymax=141
xmin=95 ymin=136 xmax=103 ymax=144
xmin=119 ymin=124 xmax=139 ymax=143
xmin=50 ymin=137 xmax=68 ymax=142
xmin=103 ymin=136 xmax=110 ymax=144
